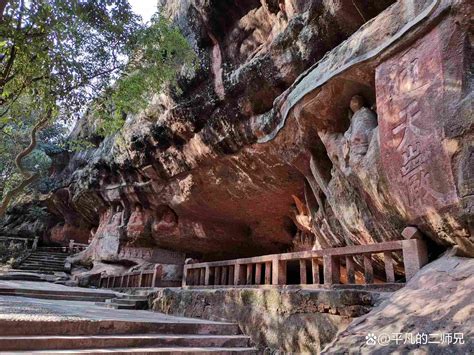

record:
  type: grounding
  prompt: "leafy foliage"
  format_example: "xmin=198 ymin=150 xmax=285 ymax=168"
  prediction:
xmin=0 ymin=0 xmax=195 ymax=213
xmin=94 ymin=15 xmax=197 ymax=135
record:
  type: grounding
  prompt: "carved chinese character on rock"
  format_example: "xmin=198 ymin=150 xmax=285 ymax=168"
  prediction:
xmin=376 ymin=27 xmax=459 ymax=220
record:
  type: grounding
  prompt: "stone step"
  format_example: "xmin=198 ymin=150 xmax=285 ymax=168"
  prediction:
xmin=4 ymin=346 xmax=258 ymax=354
xmin=0 ymin=287 xmax=116 ymax=301
xmin=117 ymin=294 xmax=148 ymax=300
xmin=0 ymin=273 xmax=44 ymax=282
xmin=0 ymin=320 xmax=242 ymax=336
xmin=106 ymin=298 xmax=147 ymax=305
xmin=0 ymin=334 xmax=252 ymax=351
xmin=19 ymin=261 xmax=65 ymax=266
xmin=0 ymin=292 xmax=110 ymax=302
xmin=17 ymin=261 xmax=64 ymax=266
xmin=24 ymin=258 xmax=67 ymax=262
xmin=15 ymin=267 xmax=65 ymax=272
xmin=100 ymin=302 xmax=138 ymax=310
xmin=22 ymin=260 xmax=66 ymax=265
xmin=25 ymin=257 xmax=66 ymax=261
xmin=17 ymin=263 xmax=65 ymax=269
xmin=28 ymin=254 xmax=67 ymax=257
xmin=10 ymin=269 xmax=57 ymax=275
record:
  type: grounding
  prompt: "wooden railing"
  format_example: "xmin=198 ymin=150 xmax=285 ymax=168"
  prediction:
xmin=182 ymin=239 xmax=428 ymax=287
xmin=38 ymin=246 xmax=70 ymax=253
xmin=68 ymin=240 xmax=88 ymax=254
xmin=99 ymin=264 xmax=163 ymax=289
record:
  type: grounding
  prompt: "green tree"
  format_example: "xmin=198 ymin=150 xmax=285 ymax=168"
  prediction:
xmin=0 ymin=0 xmax=194 ymax=216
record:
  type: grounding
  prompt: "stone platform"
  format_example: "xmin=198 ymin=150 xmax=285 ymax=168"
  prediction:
xmin=0 ymin=287 xmax=257 ymax=353
xmin=0 ymin=280 xmax=119 ymax=302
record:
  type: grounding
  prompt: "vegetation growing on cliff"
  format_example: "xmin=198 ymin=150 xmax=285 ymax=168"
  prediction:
xmin=0 ymin=0 xmax=194 ymax=216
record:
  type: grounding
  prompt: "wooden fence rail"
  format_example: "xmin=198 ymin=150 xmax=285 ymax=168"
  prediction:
xmin=99 ymin=264 xmax=163 ymax=289
xmin=68 ymin=240 xmax=88 ymax=254
xmin=182 ymin=239 xmax=428 ymax=287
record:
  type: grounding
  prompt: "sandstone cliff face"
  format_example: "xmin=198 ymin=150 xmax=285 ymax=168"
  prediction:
xmin=3 ymin=0 xmax=472 ymax=268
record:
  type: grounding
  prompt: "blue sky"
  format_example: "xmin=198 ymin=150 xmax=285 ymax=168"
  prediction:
xmin=129 ymin=0 xmax=158 ymax=23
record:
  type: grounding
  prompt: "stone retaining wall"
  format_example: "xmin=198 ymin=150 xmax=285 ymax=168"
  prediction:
xmin=151 ymin=287 xmax=388 ymax=353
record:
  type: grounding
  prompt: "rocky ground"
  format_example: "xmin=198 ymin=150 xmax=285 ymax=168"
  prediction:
xmin=323 ymin=254 xmax=474 ymax=353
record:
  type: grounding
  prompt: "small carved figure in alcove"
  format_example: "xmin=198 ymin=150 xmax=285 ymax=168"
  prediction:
xmin=343 ymin=95 xmax=378 ymax=168
xmin=152 ymin=206 xmax=179 ymax=236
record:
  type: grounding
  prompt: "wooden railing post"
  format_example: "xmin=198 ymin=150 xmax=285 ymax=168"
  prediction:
xmin=299 ymin=259 xmax=307 ymax=284
xmin=153 ymin=264 xmax=162 ymax=287
xmin=32 ymin=236 xmax=39 ymax=251
xmin=215 ymin=267 xmax=221 ymax=285
xmin=363 ymin=254 xmax=374 ymax=284
xmin=138 ymin=271 xmax=143 ymax=288
xmin=402 ymin=239 xmax=428 ymax=280
xmin=228 ymin=266 xmax=234 ymax=285
xmin=323 ymin=255 xmax=340 ymax=285
xmin=182 ymin=266 xmax=188 ymax=287
xmin=220 ymin=266 xmax=227 ymax=285
xmin=345 ymin=256 xmax=355 ymax=284
xmin=255 ymin=263 xmax=262 ymax=285
xmin=193 ymin=268 xmax=200 ymax=285
xmin=200 ymin=268 xmax=206 ymax=286
xmin=311 ymin=258 xmax=320 ymax=284
xmin=68 ymin=239 xmax=75 ymax=254
xmin=272 ymin=258 xmax=286 ymax=285
xmin=384 ymin=251 xmax=395 ymax=282
xmin=246 ymin=264 xmax=253 ymax=284
xmin=204 ymin=266 xmax=210 ymax=286
xmin=234 ymin=264 xmax=242 ymax=285
xmin=264 ymin=261 xmax=272 ymax=284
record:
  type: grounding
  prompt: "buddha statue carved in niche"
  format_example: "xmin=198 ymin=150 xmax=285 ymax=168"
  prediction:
xmin=343 ymin=95 xmax=378 ymax=168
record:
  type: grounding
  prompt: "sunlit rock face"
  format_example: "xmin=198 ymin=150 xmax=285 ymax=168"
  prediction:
xmin=17 ymin=0 xmax=471 ymax=269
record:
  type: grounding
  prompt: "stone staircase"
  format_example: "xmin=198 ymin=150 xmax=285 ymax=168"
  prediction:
xmin=0 ymin=318 xmax=258 ymax=353
xmin=13 ymin=248 xmax=68 ymax=274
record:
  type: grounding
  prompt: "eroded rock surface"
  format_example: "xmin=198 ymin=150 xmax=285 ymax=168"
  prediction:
xmin=323 ymin=254 xmax=474 ymax=354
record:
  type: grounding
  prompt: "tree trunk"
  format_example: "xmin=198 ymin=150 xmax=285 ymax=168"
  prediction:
xmin=0 ymin=0 xmax=9 ymax=23
xmin=0 ymin=113 xmax=49 ymax=217
xmin=0 ymin=173 xmax=39 ymax=216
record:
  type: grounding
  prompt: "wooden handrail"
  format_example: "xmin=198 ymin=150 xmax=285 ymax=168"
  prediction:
xmin=99 ymin=264 xmax=163 ymax=289
xmin=182 ymin=240 xmax=428 ymax=287
xmin=68 ymin=240 xmax=88 ymax=254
